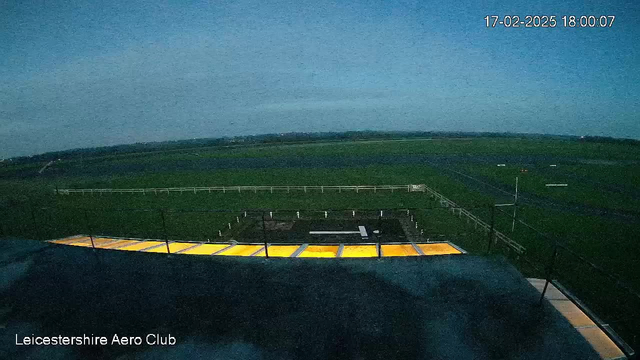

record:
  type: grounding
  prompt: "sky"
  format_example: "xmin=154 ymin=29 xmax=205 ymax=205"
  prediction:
xmin=1 ymin=0 xmax=639 ymax=157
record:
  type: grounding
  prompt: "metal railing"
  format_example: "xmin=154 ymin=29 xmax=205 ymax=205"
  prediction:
xmin=2 ymin=192 xmax=637 ymax=356
xmin=424 ymin=185 xmax=526 ymax=254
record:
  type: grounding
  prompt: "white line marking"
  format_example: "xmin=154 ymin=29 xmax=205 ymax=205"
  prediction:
xmin=309 ymin=231 xmax=360 ymax=235
xmin=358 ymin=226 xmax=368 ymax=238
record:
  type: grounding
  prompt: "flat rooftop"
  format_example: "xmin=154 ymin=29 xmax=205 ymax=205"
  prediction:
xmin=1 ymin=239 xmax=601 ymax=359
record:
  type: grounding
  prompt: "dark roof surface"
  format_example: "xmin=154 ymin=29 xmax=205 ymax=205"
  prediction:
xmin=0 ymin=239 xmax=600 ymax=360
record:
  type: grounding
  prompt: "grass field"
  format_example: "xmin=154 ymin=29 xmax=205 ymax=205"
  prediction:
xmin=1 ymin=136 xmax=639 ymax=349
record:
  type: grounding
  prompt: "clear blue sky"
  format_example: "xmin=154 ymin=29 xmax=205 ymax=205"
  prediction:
xmin=1 ymin=0 xmax=639 ymax=157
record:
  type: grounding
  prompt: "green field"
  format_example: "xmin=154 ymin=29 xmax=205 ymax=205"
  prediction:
xmin=1 ymin=136 xmax=639 ymax=349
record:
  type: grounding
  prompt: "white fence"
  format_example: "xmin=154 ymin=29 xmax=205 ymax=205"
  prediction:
xmin=55 ymin=184 xmax=426 ymax=195
xmin=53 ymin=182 xmax=524 ymax=253
xmin=423 ymin=185 xmax=526 ymax=254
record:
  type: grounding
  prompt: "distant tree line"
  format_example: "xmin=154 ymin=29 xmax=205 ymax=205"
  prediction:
xmin=6 ymin=131 xmax=638 ymax=165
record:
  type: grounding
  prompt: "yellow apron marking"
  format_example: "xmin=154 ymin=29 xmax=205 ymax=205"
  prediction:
xmin=341 ymin=245 xmax=378 ymax=257
xmin=217 ymin=245 xmax=264 ymax=256
xmin=381 ymin=244 xmax=419 ymax=257
xmin=49 ymin=236 xmax=91 ymax=245
xmin=417 ymin=243 xmax=462 ymax=256
xmin=72 ymin=238 xmax=118 ymax=248
xmin=550 ymin=300 xmax=596 ymax=328
xmin=48 ymin=236 xmax=468 ymax=258
xmin=119 ymin=241 xmax=165 ymax=251
xmin=262 ymin=245 xmax=301 ymax=257
xmin=98 ymin=240 xmax=139 ymax=249
xmin=180 ymin=243 xmax=230 ymax=255
xmin=577 ymin=326 xmax=626 ymax=359
xmin=298 ymin=245 xmax=339 ymax=258
xmin=145 ymin=242 xmax=197 ymax=253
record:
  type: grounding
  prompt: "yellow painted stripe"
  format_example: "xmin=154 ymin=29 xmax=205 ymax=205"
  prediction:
xmin=48 ymin=237 xmax=467 ymax=259
xmin=264 ymin=245 xmax=301 ymax=257
xmin=119 ymin=241 xmax=165 ymax=251
xmin=381 ymin=244 xmax=419 ymax=257
xmin=217 ymin=245 xmax=264 ymax=256
xmin=180 ymin=243 xmax=230 ymax=255
xmin=99 ymin=240 xmax=139 ymax=249
xmin=145 ymin=242 xmax=197 ymax=253
xmin=72 ymin=238 xmax=118 ymax=248
xmin=298 ymin=245 xmax=339 ymax=258
xmin=417 ymin=243 xmax=462 ymax=256
xmin=49 ymin=236 xmax=91 ymax=245
xmin=341 ymin=245 xmax=378 ymax=258
xmin=577 ymin=327 xmax=626 ymax=360
xmin=549 ymin=300 xmax=596 ymax=328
